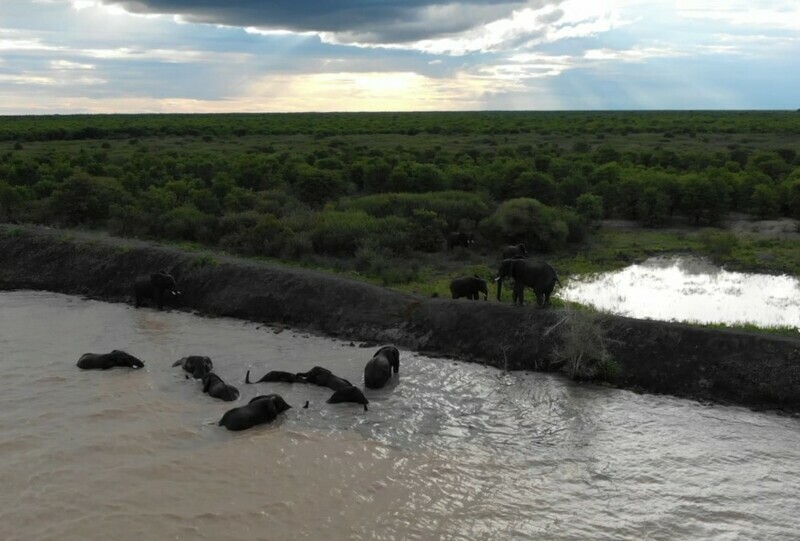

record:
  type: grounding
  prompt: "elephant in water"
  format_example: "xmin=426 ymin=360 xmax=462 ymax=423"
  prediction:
xmin=245 ymin=370 xmax=304 ymax=384
xmin=134 ymin=271 xmax=180 ymax=310
xmin=202 ymin=372 xmax=240 ymax=402
xmin=327 ymin=386 xmax=369 ymax=411
xmin=295 ymin=366 xmax=354 ymax=391
xmin=172 ymin=355 xmax=213 ymax=379
xmin=449 ymin=275 xmax=488 ymax=300
xmin=501 ymin=243 xmax=528 ymax=260
xmin=364 ymin=346 xmax=400 ymax=389
xmin=218 ymin=394 xmax=292 ymax=431
xmin=77 ymin=350 xmax=144 ymax=370
xmin=496 ymin=258 xmax=561 ymax=307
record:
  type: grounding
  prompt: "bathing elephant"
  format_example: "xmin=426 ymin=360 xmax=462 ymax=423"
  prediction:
xmin=202 ymin=372 xmax=240 ymax=402
xmin=364 ymin=346 xmax=400 ymax=389
xmin=449 ymin=275 xmax=488 ymax=300
xmin=77 ymin=350 xmax=144 ymax=370
xmin=501 ymin=243 xmax=528 ymax=260
xmin=134 ymin=271 xmax=180 ymax=310
xmin=496 ymin=258 xmax=561 ymax=307
xmin=327 ymin=386 xmax=369 ymax=411
xmin=172 ymin=355 xmax=213 ymax=379
xmin=245 ymin=370 xmax=304 ymax=384
xmin=218 ymin=394 xmax=292 ymax=431
xmin=295 ymin=366 xmax=354 ymax=391
xmin=446 ymin=231 xmax=475 ymax=251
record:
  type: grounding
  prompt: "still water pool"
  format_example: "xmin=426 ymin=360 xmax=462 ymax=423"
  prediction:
xmin=1 ymin=290 xmax=799 ymax=540
xmin=560 ymin=256 xmax=800 ymax=330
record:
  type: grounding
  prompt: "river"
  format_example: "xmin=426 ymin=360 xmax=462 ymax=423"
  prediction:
xmin=1 ymin=290 xmax=798 ymax=540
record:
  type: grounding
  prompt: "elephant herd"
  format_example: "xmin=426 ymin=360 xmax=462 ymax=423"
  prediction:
xmin=76 ymin=345 xmax=401 ymax=432
xmin=448 ymin=241 xmax=561 ymax=307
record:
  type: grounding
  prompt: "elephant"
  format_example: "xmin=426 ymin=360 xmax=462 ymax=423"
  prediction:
xmin=172 ymin=355 xmax=213 ymax=379
xmin=449 ymin=275 xmax=488 ymax=300
xmin=446 ymin=231 xmax=475 ymax=251
xmin=202 ymin=372 xmax=240 ymax=402
xmin=495 ymin=258 xmax=561 ymax=307
xmin=327 ymin=386 xmax=369 ymax=411
xmin=134 ymin=271 xmax=180 ymax=310
xmin=364 ymin=346 xmax=400 ymax=389
xmin=77 ymin=350 xmax=144 ymax=370
xmin=502 ymin=243 xmax=528 ymax=260
xmin=295 ymin=366 xmax=354 ymax=391
xmin=245 ymin=370 xmax=304 ymax=384
xmin=218 ymin=394 xmax=292 ymax=431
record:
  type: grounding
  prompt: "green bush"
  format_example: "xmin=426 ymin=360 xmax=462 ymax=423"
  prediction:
xmin=49 ymin=171 xmax=131 ymax=227
xmin=575 ymin=193 xmax=604 ymax=223
xmin=478 ymin=197 xmax=569 ymax=251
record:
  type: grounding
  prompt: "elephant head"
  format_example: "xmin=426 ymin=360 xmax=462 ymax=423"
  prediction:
xmin=152 ymin=271 xmax=179 ymax=296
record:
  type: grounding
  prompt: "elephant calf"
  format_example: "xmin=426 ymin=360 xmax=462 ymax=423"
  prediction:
xmin=134 ymin=271 xmax=180 ymax=310
xmin=173 ymin=355 xmax=213 ymax=379
xmin=364 ymin=346 xmax=400 ymax=389
xmin=245 ymin=370 xmax=304 ymax=384
xmin=295 ymin=366 xmax=354 ymax=391
xmin=202 ymin=372 xmax=240 ymax=402
xmin=450 ymin=275 xmax=488 ymax=300
xmin=77 ymin=350 xmax=145 ymax=370
xmin=327 ymin=386 xmax=369 ymax=411
xmin=218 ymin=394 xmax=292 ymax=431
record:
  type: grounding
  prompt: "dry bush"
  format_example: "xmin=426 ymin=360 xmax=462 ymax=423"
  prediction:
xmin=549 ymin=308 xmax=619 ymax=381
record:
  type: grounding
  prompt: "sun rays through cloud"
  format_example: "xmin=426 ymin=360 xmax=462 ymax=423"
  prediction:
xmin=0 ymin=0 xmax=797 ymax=113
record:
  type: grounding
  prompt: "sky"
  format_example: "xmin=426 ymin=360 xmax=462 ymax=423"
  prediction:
xmin=0 ymin=0 xmax=798 ymax=113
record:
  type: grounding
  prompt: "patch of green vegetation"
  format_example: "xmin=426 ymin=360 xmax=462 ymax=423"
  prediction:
xmin=701 ymin=322 xmax=800 ymax=339
xmin=192 ymin=253 xmax=219 ymax=268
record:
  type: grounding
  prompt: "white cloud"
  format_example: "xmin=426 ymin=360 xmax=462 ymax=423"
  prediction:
xmin=51 ymin=59 xmax=96 ymax=69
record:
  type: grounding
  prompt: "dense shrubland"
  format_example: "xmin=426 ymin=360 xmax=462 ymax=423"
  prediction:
xmin=1 ymin=111 xmax=798 ymax=285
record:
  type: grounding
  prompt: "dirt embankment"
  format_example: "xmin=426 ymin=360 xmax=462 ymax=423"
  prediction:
xmin=1 ymin=225 xmax=799 ymax=413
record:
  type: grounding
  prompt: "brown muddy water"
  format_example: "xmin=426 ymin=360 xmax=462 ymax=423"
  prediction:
xmin=1 ymin=291 xmax=799 ymax=541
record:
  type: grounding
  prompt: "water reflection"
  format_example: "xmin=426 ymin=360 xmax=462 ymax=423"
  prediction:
xmin=561 ymin=256 xmax=800 ymax=329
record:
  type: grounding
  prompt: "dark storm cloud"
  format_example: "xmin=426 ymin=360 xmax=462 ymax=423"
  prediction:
xmin=102 ymin=0 xmax=563 ymax=43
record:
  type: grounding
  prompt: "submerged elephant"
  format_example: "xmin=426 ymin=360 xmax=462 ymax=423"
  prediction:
xmin=364 ymin=346 xmax=400 ymax=389
xmin=446 ymin=231 xmax=475 ymax=251
xmin=245 ymin=370 xmax=304 ymax=384
xmin=327 ymin=386 xmax=369 ymax=411
xmin=202 ymin=372 xmax=240 ymax=402
xmin=295 ymin=366 xmax=353 ymax=391
xmin=77 ymin=350 xmax=144 ymax=370
xmin=134 ymin=271 xmax=180 ymax=310
xmin=501 ymin=243 xmax=528 ymax=260
xmin=218 ymin=394 xmax=292 ymax=431
xmin=449 ymin=275 xmax=488 ymax=300
xmin=496 ymin=258 xmax=561 ymax=307
xmin=172 ymin=355 xmax=213 ymax=379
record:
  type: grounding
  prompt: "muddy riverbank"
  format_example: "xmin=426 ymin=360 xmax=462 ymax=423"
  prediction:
xmin=1 ymin=224 xmax=799 ymax=412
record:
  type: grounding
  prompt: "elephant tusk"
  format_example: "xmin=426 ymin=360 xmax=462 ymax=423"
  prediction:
xmin=493 ymin=277 xmax=501 ymax=282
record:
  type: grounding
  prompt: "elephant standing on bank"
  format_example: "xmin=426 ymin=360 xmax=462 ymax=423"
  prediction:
xmin=134 ymin=271 xmax=180 ymax=310
xmin=502 ymin=243 xmax=528 ymax=260
xmin=364 ymin=346 xmax=400 ymax=389
xmin=449 ymin=276 xmax=488 ymax=300
xmin=446 ymin=232 xmax=475 ymax=251
xmin=495 ymin=258 xmax=561 ymax=307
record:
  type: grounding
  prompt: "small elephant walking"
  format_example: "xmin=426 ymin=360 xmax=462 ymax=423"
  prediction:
xmin=495 ymin=258 xmax=561 ymax=307
xmin=449 ymin=276 xmax=488 ymax=300
xmin=134 ymin=271 xmax=180 ymax=310
xmin=202 ymin=373 xmax=240 ymax=402
xmin=364 ymin=346 xmax=400 ymax=389
xmin=446 ymin=231 xmax=475 ymax=251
